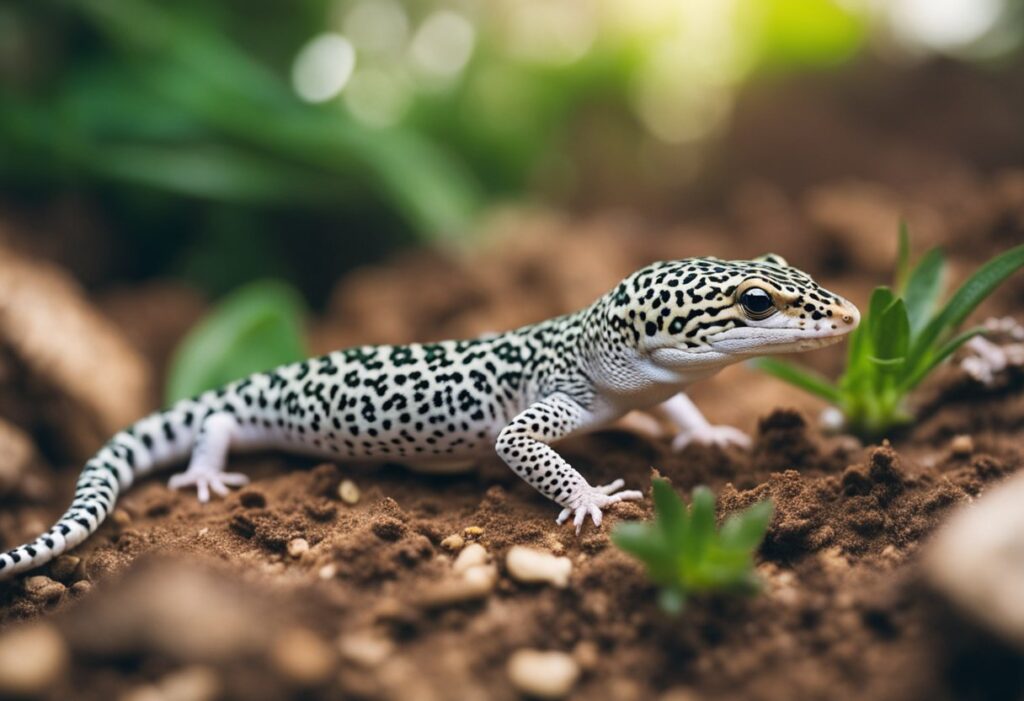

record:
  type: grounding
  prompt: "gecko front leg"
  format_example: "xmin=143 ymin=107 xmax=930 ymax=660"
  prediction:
xmin=167 ymin=412 xmax=250 ymax=502
xmin=656 ymin=393 xmax=751 ymax=451
xmin=496 ymin=393 xmax=643 ymax=533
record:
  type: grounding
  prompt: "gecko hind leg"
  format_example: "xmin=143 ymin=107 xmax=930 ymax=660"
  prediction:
xmin=167 ymin=412 xmax=250 ymax=502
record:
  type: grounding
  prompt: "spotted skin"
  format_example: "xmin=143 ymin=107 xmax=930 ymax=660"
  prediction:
xmin=0 ymin=255 xmax=859 ymax=579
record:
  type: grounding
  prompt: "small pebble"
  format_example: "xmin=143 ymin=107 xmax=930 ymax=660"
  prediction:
xmin=112 ymin=508 xmax=132 ymax=529
xmin=463 ymin=564 xmax=497 ymax=590
xmin=338 ymin=631 xmax=394 ymax=667
xmin=951 ymin=434 xmax=975 ymax=457
xmin=49 ymin=555 xmax=82 ymax=582
xmin=440 ymin=534 xmax=465 ymax=551
xmin=0 ymin=623 xmax=68 ymax=696
xmin=463 ymin=526 xmax=484 ymax=538
xmin=338 ymin=479 xmax=360 ymax=505
xmin=318 ymin=563 xmax=337 ymax=580
xmin=453 ymin=543 xmax=489 ymax=575
xmin=416 ymin=564 xmax=497 ymax=607
xmin=507 ymin=649 xmax=580 ymax=700
xmin=24 ymin=575 xmax=66 ymax=604
xmin=270 ymin=628 xmax=335 ymax=686
xmin=70 ymin=580 xmax=92 ymax=596
xmin=287 ymin=538 xmax=310 ymax=558
xmin=506 ymin=546 xmax=573 ymax=588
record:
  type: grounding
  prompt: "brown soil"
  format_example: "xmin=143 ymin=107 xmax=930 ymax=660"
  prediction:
xmin=1 ymin=64 xmax=1024 ymax=701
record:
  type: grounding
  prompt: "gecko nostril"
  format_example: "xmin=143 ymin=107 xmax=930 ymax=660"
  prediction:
xmin=841 ymin=314 xmax=853 ymax=324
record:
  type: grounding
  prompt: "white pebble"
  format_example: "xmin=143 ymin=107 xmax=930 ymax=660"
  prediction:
xmin=462 ymin=564 xmax=497 ymax=590
xmin=287 ymin=538 xmax=310 ymax=558
xmin=507 ymin=649 xmax=580 ymax=700
xmin=338 ymin=479 xmax=360 ymax=504
xmin=338 ymin=631 xmax=394 ymax=668
xmin=506 ymin=546 xmax=572 ymax=588
xmin=416 ymin=564 xmax=497 ymax=607
xmin=452 ymin=542 xmax=489 ymax=575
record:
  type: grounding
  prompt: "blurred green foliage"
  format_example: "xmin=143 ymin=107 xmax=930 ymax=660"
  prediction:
xmin=612 ymin=480 xmax=773 ymax=614
xmin=4 ymin=0 xmax=1016 ymax=299
xmin=756 ymin=229 xmax=1024 ymax=438
xmin=166 ymin=279 xmax=307 ymax=404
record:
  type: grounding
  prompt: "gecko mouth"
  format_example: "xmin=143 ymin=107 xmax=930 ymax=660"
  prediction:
xmin=704 ymin=318 xmax=856 ymax=356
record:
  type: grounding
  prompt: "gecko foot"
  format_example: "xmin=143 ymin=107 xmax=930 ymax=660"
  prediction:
xmin=672 ymin=425 xmax=751 ymax=452
xmin=556 ymin=480 xmax=644 ymax=535
xmin=168 ymin=469 xmax=250 ymax=503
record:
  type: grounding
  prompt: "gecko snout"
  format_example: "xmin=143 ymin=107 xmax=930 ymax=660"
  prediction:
xmin=836 ymin=299 xmax=860 ymax=328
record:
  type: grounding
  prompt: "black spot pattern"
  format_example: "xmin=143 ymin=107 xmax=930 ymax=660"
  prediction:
xmin=0 ymin=255 xmax=850 ymax=578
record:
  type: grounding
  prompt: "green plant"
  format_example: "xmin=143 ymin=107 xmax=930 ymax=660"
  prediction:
xmin=166 ymin=279 xmax=307 ymax=404
xmin=612 ymin=479 xmax=773 ymax=614
xmin=756 ymin=228 xmax=1024 ymax=438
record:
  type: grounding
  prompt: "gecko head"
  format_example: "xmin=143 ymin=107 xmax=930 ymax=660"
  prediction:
xmin=609 ymin=254 xmax=860 ymax=369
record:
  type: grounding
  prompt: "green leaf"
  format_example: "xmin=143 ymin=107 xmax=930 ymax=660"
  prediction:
xmin=902 ymin=248 xmax=946 ymax=337
xmin=902 ymin=326 xmax=985 ymax=391
xmin=841 ymin=323 xmax=871 ymax=390
xmin=873 ymin=298 xmax=910 ymax=363
xmin=909 ymin=244 xmax=1024 ymax=373
xmin=165 ymin=280 xmax=307 ymax=404
xmin=652 ymin=479 xmax=687 ymax=543
xmin=686 ymin=487 xmax=717 ymax=561
xmin=867 ymin=287 xmax=895 ymax=344
xmin=611 ymin=522 xmax=675 ymax=583
xmin=750 ymin=358 xmax=841 ymax=403
xmin=720 ymin=500 xmax=774 ymax=552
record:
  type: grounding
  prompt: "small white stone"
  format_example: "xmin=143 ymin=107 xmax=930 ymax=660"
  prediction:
xmin=950 ymin=434 xmax=974 ymax=457
xmin=416 ymin=564 xmax=497 ymax=607
xmin=925 ymin=471 xmax=1024 ymax=652
xmin=462 ymin=563 xmax=497 ymax=590
xmin=318 ymin=563 xmax=337 ymax=580
xmin=452 ymin=542 xmax=489 ymax=575
xmin=338 ymin=631 xmax=394 ymax=668
xmin=507 ymin=649 xmax=580 ymax=700
xmin=506 ymin=546 xmax=572 ymax=588
xmin=819 ymin=407 xmax=845 ymax=433
xmin=338 ymin=479 xmax=360 ymax=504
xmin=287 ymin=538 xmax=310 ymax=558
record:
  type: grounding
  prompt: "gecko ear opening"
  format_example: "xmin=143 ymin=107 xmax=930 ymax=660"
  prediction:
xmin=755 ymin=253 xmax=788 ymax=267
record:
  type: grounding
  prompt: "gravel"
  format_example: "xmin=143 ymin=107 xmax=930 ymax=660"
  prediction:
xmin=507 ymin=649 xmax=580 ymax=700
xmin=505 ymin=546 xmax=572 ymax=588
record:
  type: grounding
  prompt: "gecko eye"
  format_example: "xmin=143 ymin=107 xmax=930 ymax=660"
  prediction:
xmin=739 ymin=288 xmax=775 ymax=319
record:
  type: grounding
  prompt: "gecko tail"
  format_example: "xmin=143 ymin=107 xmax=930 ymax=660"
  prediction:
xmin=0 ymin=402 xmax=203 ymax=581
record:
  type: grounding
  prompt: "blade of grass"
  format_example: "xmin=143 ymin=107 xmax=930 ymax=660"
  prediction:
xmin=873 ymin=298 xmax=910 ymax=369
xmin=686 ymin=487 xmax=716 ymax=563
xmin=652 ymin=479 xmax=687 ymax=543
xmin=908 ymin=244 xmax=1024 ymax=373
xmin=750 ymin=358 xmax=841 ymax=402
xmin=902 ymin=326 xmax=985 ymax=391
xmin=902 ymin=248 xmax=946 ymax=337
